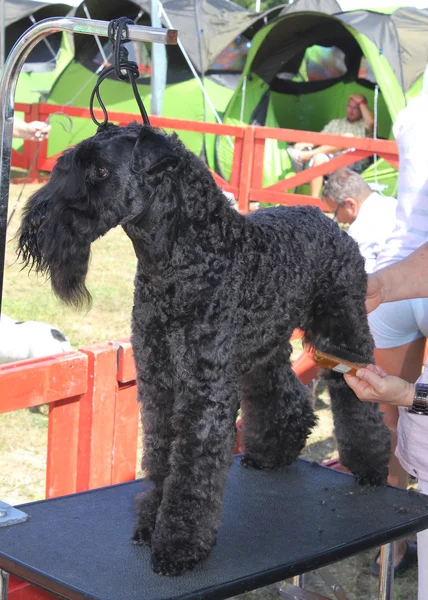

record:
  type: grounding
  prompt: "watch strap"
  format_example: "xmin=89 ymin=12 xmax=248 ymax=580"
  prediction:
xmin=407 ymin=382 xmax=428 ymax=415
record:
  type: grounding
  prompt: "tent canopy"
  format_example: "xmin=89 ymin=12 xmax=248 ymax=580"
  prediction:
xmin=66 ymin=0 xmax=282 ymax=74
xmin=5 ymin=0 xmax=81 ymax=27
xmin=214 ymin=0 xmax=428 ymax=192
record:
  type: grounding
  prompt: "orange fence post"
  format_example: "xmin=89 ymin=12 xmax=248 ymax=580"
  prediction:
xmin=111 ymin=341 xmax=139 ymax=485
xmin=46 ymin=396 xmax=81 ymax=499
xmin=75 ymin=344 xmax=118 ymax=493
xmin=238 ymin=126 xmax=256 ymax=214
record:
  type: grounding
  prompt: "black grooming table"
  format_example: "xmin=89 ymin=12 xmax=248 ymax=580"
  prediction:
xmin=1 ymin=457 xmax=428 ymax=600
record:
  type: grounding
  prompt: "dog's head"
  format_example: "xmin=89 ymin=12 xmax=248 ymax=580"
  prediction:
xmin=17 ymin=123 xmax=186 ymax=308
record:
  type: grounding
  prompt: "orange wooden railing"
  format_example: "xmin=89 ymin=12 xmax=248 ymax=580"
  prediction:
xmin=1 ymin=334 xmax=316 ymax=600
xmin=12 ymin=103 xmax=399 ymax=215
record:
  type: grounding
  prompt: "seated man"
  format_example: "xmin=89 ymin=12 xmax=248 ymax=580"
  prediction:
xmin=289 ymin=94 xmax=374 ymax=197
xmin=322 ymin=168 xmax=396 ymax=274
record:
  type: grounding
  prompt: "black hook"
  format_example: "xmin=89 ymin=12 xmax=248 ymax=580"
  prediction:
xmin=89 ymin=17 xmax=150 ymax=127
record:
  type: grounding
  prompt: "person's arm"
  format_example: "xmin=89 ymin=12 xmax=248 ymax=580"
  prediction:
xmin=366 ymin=241 xmax=428 ymax=312
xmin=344 ymin=364 xmax=414 ymax=407
xmin=294 ymin=142 xmax=314 ymax=151
xmin=298 ymin=132 xmax=356 ymax=163
xmin=349 ymin=94 xmax=374 ymax=133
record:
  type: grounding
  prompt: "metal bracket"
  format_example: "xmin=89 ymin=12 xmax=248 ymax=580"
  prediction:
xmin=0 ymin=501 xmax=28 ymax=527
xmin=0 ymin=569 xmax=9 ymax=600
xmin=313 ymin=567 xmax=348 ymax=599
xmin=279 ymin=581 xmax=332 ymax=600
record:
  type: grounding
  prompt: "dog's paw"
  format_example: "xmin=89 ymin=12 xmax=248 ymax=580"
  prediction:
xmin=132 ymin=489 xmax=162 ymax=547
xmin=132 ymin=522 xmax=154 ymax=547
xmin=241 ymin=454 xmax=265 ymax=469
xmin=150 ymin=541 xmax=211 ymax=576
xmin=354 ymin=468 xmax=388 ymax=487
xmin=241 ymin=454 xmax=285 ymax=470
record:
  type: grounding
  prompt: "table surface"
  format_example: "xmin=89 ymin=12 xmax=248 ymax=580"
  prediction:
xmin=1 ymin=457 xmax=428 ymax=600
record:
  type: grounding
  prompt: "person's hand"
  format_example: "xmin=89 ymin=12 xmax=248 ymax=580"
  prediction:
xmin=24 ymin=121 xmax=51 ymax=141
xmin=344 ymin=364 xmax=414 ymax=407
xmin=13 ymin=119 xmax=51 ymax=141
xmin=366 ymin=272 xmax=384 ymax=313
xmin=294 ymin=142 xmax=313 ymax=151
xmin=298 ymin=149 xmax=315 ymax=163
xmin=349 ymin=94 xmax=366 ymax=105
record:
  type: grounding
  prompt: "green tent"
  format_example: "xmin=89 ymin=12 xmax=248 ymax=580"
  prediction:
xmin=5 ymin=0 xmax=79 ymax=105
xmin=213 ymin=0 xmax=428 ymax=196
xmin=5 ymin=1 xmax=79 ymax=154
xmin=44 ymin=0 xmax=282 ymax=161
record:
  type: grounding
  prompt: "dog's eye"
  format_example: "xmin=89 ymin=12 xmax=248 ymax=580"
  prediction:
xmin=94 ymin=167 xmax=109 ymax=180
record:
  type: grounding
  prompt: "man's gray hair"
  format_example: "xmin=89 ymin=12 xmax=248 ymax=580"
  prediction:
xmin=322 ymin=168 xmax=372 ymax=204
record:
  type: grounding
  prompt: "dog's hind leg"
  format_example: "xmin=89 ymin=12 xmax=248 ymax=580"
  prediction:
xmin=149 ymin=335 xmax=240 ymax=576
xmin=240 ymin=344 xmax=316 ymax=470
xmin=305 ymin=262 xmax=391 ymax=486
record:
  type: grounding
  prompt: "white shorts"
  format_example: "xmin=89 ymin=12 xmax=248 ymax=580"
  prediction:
xmin=368 ymin=298 xmax=428 ymax=349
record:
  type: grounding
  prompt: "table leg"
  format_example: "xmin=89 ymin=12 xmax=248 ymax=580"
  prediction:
xmin=0 ymin=570 xmax=9 ymax=600
xmin=292 ymin=574 xmax=305 ymax=588
xmin=378 ymin=543 xmax=394 ymax=600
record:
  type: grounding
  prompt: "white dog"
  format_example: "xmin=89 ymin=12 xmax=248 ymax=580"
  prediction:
xmin=0 ymin=314 xmax=72 ymax=363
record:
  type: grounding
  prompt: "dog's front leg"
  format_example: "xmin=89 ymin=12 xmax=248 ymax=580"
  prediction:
xmin=150 ymin=346 xmax=239 ymax=576
xmin=133 ymin=381 xmax=175 ymax=547
xmin=132 ymin=318 xmax=175 ymax=547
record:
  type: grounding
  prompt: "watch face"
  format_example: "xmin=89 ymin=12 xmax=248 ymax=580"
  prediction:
xmin=412 ymin=384 xmax=428 ymax=415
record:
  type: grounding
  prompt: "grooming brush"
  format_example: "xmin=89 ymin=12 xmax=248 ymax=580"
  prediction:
xmin=310 ymin=345 xmax=369 ymax=376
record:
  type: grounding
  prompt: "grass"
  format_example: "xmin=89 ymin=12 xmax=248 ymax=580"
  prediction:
xmin=4 ymin=181 xmax=137 ymax=347
xmin=0 ymin=181 xmax=418 ymax=599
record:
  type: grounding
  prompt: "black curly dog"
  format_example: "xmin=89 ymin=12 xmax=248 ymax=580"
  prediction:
xmin=17 ymin=123 xmax=390 ymax=576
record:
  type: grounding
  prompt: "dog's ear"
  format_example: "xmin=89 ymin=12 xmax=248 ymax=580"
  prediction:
xmin=130 ymin=127 xmax=179 ymax=176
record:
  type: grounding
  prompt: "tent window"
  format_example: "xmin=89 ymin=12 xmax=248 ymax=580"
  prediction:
xmin=291 ymin=45 xmax=348 ymax=82
xmin=211 ymin=36 xmax=250 ymax=72
xmin=358 ymin=57 xmax=376 ymax=84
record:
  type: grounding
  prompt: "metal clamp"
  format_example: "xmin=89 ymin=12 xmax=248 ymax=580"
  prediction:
xmin=0 ymin=500 xmax=28 ymax=527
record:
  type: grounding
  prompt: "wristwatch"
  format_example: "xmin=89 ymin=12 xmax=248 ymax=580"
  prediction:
xmin=407 ymin=383 xmax=428 ymax=415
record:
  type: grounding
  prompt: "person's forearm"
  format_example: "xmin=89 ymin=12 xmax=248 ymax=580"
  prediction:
xmin=12 ymin=118 xmax=26 ymax=138
xmin=311 ymin=144 xmax=342 ymax=156
xmin=360 ymin=103 xmax=374 ymax=132
xmin=376 ymin=242 xmax=428 ymax=303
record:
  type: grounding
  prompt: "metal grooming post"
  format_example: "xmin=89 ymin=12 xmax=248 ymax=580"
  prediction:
xmin=0 ymin=17 xmax=177 ymax=316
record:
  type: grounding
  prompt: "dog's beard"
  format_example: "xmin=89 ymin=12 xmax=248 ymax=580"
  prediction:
xmin=18 ymin=214 xmax=93 ymax=310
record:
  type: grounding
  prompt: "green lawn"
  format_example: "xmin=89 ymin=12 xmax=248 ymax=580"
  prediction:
xmin=4 ymin=182 xmax=137 ymax=348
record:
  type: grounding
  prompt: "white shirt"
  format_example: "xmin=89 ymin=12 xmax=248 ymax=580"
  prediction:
xmin=396 ymin=366 xmax=428 ymax=483
xmin=374 ymin=69 xmax=428 ymax=271
xmin=390 ymin=63 xmax=428 ymax=482
xmin=347 ymin=192 xmax=397 ymax=274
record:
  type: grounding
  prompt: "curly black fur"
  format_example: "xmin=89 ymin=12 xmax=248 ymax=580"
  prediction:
xmin=17 ymin=123 xmax=391 ymax=575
